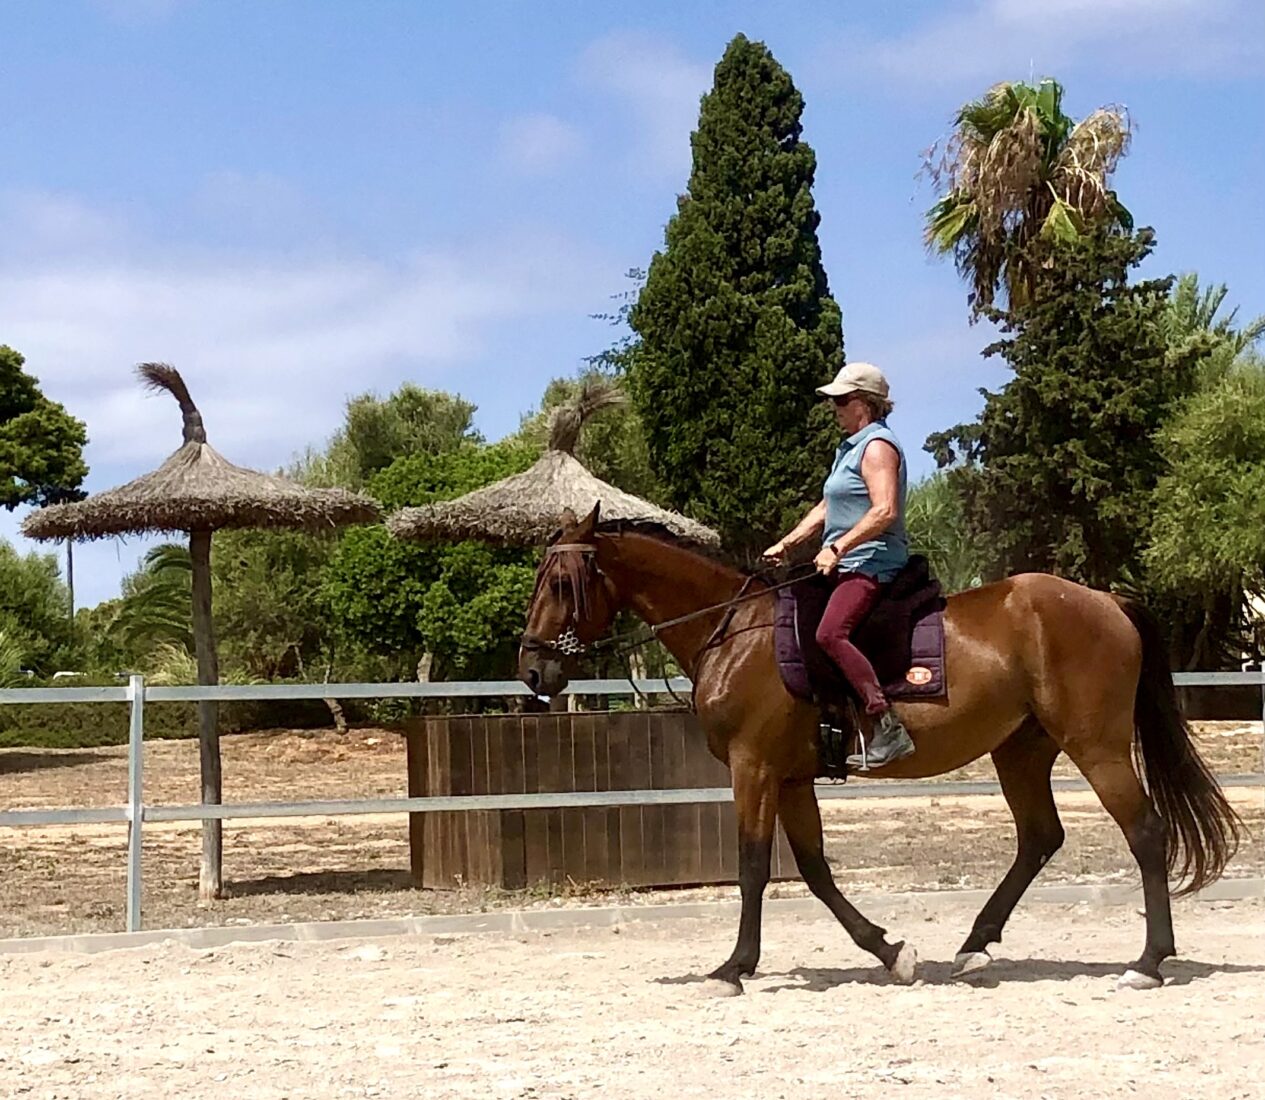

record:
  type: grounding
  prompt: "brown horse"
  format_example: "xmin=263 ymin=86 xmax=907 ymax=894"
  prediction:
xmin=519 ymin=504 xmax=1241 ymax=993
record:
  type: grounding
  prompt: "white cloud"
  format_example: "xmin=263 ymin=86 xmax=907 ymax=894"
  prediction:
xmin=0 ymin=189 xmax=617 ymax=606
xmin=499 ymin=113 xmax=584 ymax=175
xmin=815 ymin=0 xmax=1263 ymax=88
xmin=0 ymin=190 xmax=129 ymax=259
xmin=0 ymin=194 xmax=612 ymax=474
xmin=577 ymin=31 xmax=711 ymax=180
xmin=188 ymin=170 xmax=325 ymax=243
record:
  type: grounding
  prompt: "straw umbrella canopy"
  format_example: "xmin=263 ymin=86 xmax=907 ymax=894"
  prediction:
xmin=23 ymin=364 xmax=379 ymax=900
xmin=387 ymin=381 xmax=719 ymax=547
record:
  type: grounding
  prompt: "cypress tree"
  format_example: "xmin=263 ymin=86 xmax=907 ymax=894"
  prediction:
xmin=628 ymin=34 xmax=842 ymax=560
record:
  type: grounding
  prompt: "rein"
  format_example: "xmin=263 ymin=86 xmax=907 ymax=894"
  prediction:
xmin=521 ymin=540 xmax=821 ymax=712
xmin=591 ymin=564 xmax=815 ymax=660
xmin=521 ymin=540 xmax=817 ymax=669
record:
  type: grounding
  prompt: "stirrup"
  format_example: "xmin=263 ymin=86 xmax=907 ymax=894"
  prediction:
xmin=817 ymin=718 xmax=850 ymax=781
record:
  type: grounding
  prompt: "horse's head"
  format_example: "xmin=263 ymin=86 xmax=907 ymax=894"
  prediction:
xmin=518 ymin=503 xmax=620 ymax=698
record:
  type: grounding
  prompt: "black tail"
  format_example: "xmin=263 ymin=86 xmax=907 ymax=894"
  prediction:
xmin=1121 ymin=599 xmax=1242 ymax=895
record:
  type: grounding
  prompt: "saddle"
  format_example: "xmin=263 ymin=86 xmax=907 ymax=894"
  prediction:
xmin=774 ymin=556 xmax=947 ymax=776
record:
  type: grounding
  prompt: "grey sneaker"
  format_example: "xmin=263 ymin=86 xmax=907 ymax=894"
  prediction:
xmin=847 ymin=710 xmax=915 ymax=770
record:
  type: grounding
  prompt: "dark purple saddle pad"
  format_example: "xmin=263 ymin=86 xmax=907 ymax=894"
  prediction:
xmin=774 ymin=555 xmax=947 ymax=705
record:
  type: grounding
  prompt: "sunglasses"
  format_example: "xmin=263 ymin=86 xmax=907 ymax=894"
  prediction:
xmin=830 ymin=392 xmax=860 ymax=407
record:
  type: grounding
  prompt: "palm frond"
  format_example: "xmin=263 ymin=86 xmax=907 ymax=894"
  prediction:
xmin=924 ymin=77 xmax=1134 ymax=316
xmin=1049 ymin=106 xmax=1132 ymax=221
xmin=924 ymin=193 xmax=978 ymax=254
xmin=1040 ymin=194 xmax=1082 ymax=245
xmin=0 ymin=631 xmax=28 ymax=688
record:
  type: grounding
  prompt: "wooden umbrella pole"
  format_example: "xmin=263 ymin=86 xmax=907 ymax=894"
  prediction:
xmin=189 ymin=527 xmax=223 ymax=901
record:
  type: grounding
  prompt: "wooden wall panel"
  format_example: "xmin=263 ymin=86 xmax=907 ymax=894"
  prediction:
xmin=404 ymin=710 xmax=798 ymax=890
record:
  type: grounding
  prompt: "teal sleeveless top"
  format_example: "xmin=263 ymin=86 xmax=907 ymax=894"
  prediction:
xmin=822 ymin=420 xmax=908 ymax=582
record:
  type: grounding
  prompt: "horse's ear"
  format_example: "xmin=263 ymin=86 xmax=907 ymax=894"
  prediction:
xmin=574 ymin=502 xmax=600 ymax=538
xmin=560 ymin=507 xmax=579 ymax=529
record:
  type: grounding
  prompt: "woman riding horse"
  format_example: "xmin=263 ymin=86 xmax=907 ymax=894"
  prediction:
xmin=519 ymin=467 xmax=1239 ymax=996
xmin=763 ymin=360 xmax=914 ymax=768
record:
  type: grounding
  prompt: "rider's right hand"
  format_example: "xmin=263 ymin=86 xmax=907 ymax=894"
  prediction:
xmin=761 ymin=540 xmax=787 ymax=563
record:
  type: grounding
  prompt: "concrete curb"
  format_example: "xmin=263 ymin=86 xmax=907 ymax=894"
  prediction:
xmin=1 ymin=877 xmax=1260 ymax=957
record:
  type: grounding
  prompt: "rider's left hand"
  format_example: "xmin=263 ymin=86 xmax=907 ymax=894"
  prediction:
xmin=813 ymin=546 xmax=840 ymax=575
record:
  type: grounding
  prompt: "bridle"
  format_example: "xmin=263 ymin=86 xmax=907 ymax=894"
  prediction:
xmin=519 ymin=543 xmax=604 ymax=660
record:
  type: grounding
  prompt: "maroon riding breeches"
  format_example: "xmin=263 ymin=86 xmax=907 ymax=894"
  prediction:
xmin=814 ymin=571 xmax=889 ymax=715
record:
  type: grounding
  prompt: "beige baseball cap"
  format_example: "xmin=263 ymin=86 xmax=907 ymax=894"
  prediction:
xmin=816 ymin=361 xmax=890 ymax=400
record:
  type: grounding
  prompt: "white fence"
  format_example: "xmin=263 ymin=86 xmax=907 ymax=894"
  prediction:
xmin=1 ymin=673 xmax=1262 ymax=935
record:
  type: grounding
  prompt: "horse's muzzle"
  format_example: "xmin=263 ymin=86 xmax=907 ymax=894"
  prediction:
xmin=518 ymin=645 xmax=569 ymax=699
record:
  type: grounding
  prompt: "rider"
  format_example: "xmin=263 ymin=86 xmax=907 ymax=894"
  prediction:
xmin=762 ymin=361 xmax=915 ymax=768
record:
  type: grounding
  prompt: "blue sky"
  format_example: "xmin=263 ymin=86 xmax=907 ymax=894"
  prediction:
xmin=2 ymin=0 xmax=1262 ymax=610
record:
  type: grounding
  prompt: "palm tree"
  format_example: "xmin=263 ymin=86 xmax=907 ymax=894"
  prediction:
xmin=1166 ymin=273 xmax=1265 ymax=363
xmin=905 ymin=473 xmax=987 ymax=594
xmin=107 ymin=542 xmax=194 ymax=658
xmin=925 ymin=78 xmax=1133 ymax=316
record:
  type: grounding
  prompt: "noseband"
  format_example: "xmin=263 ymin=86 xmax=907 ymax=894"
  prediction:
xmin=520 ymin=543 xmax=602 ymax=659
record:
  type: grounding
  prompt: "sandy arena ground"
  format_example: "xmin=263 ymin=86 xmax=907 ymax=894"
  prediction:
xmin=0 ymin=895 xmax=1262 ymax=1099
xmin=0 ymin=722 xmax=1261 ymax=937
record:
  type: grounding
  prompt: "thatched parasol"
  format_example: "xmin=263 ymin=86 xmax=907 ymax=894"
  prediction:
xmin=23 ymin=364 xmax=379 ymax=900
xmin=386 ymin=380 xmax=719 ymax=546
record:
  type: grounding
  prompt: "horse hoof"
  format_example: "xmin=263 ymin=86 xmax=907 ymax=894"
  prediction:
xmin=1117 ymin=969 xmax=1163 ymax=991
xmin=888 ymin=942 xmax=918 ymax=985
xmin=702 ymin=977 xmax=743 ymax=998
xmin=952 ymin=950 xmax=992 ymax=978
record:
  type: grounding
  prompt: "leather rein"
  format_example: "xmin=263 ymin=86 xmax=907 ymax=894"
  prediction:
xmin=520 ymin=541 xmax=817 ymax=685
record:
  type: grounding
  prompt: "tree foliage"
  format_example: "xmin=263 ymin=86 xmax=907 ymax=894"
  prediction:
xmin=0 ymin=539 xmax=76 ymax=674
xmin=1146 ymin=359 xmax=1265 ymax=598
xmin=100 ymin=543 xmax=193 ymax=667
xmin=1164 ymin=273 xmax=1265 ymax=382
xmin=927 ymin=230 xmax=1202 ymax=591
xmin=904 ymin=473 xmax=987 ymax=594
xmin=323 ymin=440 xmax=539 ymax=680
xmin=628 ymin=33 xmax=843 ymax=560
xmin=0 ymin=345 xmax=88 ymax=509
xmin=924 ymin=78 xmax=1133 ymax=316
xmin=212 ymin=529 xmax=339 ymax=680
xmin=298 ymin=384 xmax=481 ymax=489
xmin=1144 ymin=270 xmax=1265 ymax=666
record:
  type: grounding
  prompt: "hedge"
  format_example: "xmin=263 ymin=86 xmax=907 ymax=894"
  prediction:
xmin=0 ymin=696 xmax=340 ymax=750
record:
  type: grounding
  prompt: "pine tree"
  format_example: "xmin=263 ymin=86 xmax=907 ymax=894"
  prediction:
xmin=628 ymin=34 xmax=842 ymax=559
xmin=927 ymin=230 xmax=1203 ymax=591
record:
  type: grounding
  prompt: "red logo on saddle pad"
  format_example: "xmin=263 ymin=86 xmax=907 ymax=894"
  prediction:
xmin=905 ymin=666 xmax=933 ymax=686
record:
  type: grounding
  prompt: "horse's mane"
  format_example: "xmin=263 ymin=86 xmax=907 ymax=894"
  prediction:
xmin=545 ymin=517 xmax=749 ymax=571
xmin=592 ymin=519 xmax=750 ymax=572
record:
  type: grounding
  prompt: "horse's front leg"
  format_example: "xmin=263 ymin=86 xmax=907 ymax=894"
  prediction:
xmin=707 ymin=758 xmax=779 ymax=995
xmin=778 ymin=780 xmax=917 ymax=982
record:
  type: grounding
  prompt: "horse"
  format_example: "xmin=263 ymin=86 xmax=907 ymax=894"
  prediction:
xmin=518 ymin=504 xmax=1241 ymax=994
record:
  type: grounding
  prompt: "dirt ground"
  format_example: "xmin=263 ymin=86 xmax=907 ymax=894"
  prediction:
xmin=0 ymin=722 xmax=1261 ymax=939
xmin=1 ymin=895 xmax=1262 ymax=1099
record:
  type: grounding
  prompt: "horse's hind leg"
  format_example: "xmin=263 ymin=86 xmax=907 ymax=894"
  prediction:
xmin=954 ymin=721 xmax=1064 ymax=976
xmin=1039 ymin=690 xmax=1175 ymax=988
xmin=778 ymin=780 xmax=917 ymax=983
xmin=1066 ymin=745 xmax=1174 ymax=988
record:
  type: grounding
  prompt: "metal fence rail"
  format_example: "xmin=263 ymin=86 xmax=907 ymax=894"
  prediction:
xmin=1 ymin=672 xmax=1262 ymax=934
